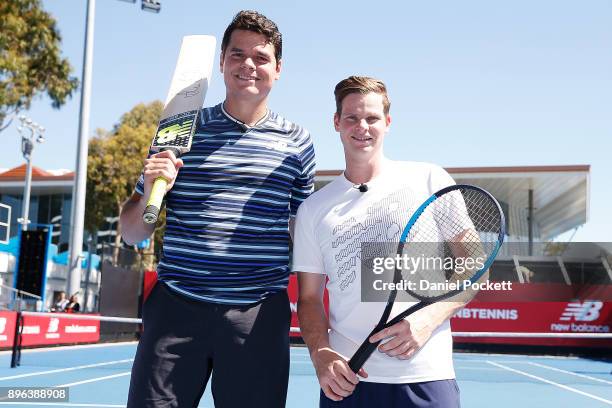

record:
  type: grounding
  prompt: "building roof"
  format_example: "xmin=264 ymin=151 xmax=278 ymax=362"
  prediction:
xmin=0 ymin=165 xmax=74 ymax=195
xmin=0 ymin=164 xmax=73 ymax=181
xmin=315 ymin=165 xmax=590 ymax=240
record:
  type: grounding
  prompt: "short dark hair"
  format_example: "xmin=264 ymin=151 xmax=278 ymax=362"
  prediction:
xmin=334 ymin=76 xmax=391 ymax=116
xmin=221 ymin=10 xmax=282 ymax=63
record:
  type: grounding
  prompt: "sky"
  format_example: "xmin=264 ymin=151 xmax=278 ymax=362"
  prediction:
xmin=2 ymin=0 xmax=611 ymax=241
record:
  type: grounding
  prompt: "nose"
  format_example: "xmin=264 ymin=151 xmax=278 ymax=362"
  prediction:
xmin=241 ymin=57 xmax=256 ymax=70
xmin=355 ymin=119 xmax=368 ymax=132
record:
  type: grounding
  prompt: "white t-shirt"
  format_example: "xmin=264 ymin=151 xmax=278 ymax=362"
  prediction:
xmin=292 ymin=159 xmax=457 ymax=384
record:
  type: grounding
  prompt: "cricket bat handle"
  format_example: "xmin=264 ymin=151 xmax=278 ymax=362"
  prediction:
xmin=143 ymin=177 xmax=168 ymax=224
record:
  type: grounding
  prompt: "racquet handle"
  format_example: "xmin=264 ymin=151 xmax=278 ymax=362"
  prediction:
xmin=143 ymin=177 xmax=168 ymax=224
xmin=348 ymin=302 xmax=431 ymax=373
xmin=348 ymin=337 xmax=382 ymax=373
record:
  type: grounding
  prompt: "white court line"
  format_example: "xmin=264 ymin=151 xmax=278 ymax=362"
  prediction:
xmin=454 ymin=352 xmax=580 ymax=360
xmin=0 ymin=403 xmax=124 ymax=407
xmin=487 ymin=361 xmax=612 ymax=405
xmin=527 ymin=361 xmax=612 ymax=385
xmin=0 ymin=359 xmax=133 ymax=381
xmin=454 ymin=366 xmax=503 ymax=371
xmin=453 ymin=359 xmax=534 ymax=364
xmin=56 ymin=371 xmax=131 ymax=387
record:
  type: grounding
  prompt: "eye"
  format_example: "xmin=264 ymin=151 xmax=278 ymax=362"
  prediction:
xmin=366 ymin=116 xmax=380 ymax=124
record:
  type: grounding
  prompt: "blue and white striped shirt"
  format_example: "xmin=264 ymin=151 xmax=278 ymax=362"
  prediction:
xmin=136 ymin=103 xmax=315 ymax=304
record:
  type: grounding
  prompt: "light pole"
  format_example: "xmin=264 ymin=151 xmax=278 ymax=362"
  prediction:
xmin=16 ymin=116 xmax=45 ymax=232
xmin=67 ymin=0 xmax=161 ymax=298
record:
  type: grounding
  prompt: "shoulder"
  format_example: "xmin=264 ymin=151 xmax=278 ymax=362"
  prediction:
xmin=198 ymin=103 xmax=228 ymax=128
xmin=298 ymin=177 xmax=344 ymax=215
xmin=266 ymin=111 xmax=311 ymax=140
xmin=201 ymin=103 xmax=223 ymax=117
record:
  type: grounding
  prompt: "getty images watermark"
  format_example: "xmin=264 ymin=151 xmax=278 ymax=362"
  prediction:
xmin=371 ymin=253 xmax=513 ymax=292
xmin=352 ymin=241 xmax=612 ymax=303
xmin=359 ymin=242 xmax=514 ymax=302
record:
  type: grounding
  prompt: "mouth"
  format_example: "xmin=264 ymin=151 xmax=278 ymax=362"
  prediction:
xmin=352 ymin=136 xmax=373 ymax=142
xmin=235 ymin=74 xmax=259 ymax=81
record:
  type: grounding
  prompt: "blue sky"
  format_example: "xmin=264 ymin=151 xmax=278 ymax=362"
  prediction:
xmin=2 ymin=0 xmax=611 ymax=241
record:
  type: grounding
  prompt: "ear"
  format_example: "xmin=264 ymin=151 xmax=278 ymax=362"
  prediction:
xmin=219 ymin=51 xmax=225 ymax=73
xmin=333 ymin=112 xmax=340 ymax=132
xmin=385 ymin=114 xmax=391 ymax=128
xmin=274 ymin=58 xmax=282 ymax=80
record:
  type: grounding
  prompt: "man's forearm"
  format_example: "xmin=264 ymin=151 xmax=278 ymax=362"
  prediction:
xmin=120 ymin=195 xmax=156 ymax=245
xmin=297 ymin=298 xmax=331 ymax=356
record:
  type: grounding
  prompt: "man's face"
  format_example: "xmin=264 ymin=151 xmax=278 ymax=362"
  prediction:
xmin=334 ymin=92 xmax=391 ymax=159
xmin=220 ymin=29 xmax=281 ymax=103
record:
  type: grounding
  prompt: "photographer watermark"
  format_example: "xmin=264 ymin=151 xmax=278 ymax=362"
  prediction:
xmin=359 ymin=242 xmax=612 ymax=302
xmin=361 ymin=241 xmax=513 ymax=302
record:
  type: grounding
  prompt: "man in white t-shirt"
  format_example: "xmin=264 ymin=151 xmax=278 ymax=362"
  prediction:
xmin=293 ymin=76 xmax=464 ymax=407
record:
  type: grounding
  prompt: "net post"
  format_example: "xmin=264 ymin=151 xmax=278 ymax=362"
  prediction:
xmin=10 ymin=311 xmax=23 ymax=368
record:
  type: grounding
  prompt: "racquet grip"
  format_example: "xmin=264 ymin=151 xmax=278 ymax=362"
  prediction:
xmin=348 ymin=338 xmax=382 ymax=373
xmin=142 ymin=177 xmax=168 ymax=224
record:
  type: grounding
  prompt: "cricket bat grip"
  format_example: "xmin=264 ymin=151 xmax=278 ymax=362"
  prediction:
xmin=143 ymin=177 xmax=168 ymax=224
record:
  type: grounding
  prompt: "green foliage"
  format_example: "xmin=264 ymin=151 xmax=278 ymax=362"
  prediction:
xmin=0 ymin=0 xmax=79 ymax=130
xmin=85 ymin=101 xmax=163 ymax=235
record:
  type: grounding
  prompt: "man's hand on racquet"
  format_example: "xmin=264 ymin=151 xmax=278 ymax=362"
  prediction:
xmin=143 ymin=150 xmax=184 ymax=197
xmin=313 ymin=347 xmax=368 ymax=401
xmin=369 ymin=315 xmax=434 ymax=360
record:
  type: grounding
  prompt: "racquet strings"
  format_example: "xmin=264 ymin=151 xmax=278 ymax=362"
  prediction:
xmin=399 ymin=187 xmax=503 ymax=300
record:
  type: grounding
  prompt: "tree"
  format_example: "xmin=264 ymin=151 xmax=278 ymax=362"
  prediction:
xmin=0 ymin=0 xmax=79 ymax=131
xmin=85 ymin=101 xmax=164 ymax=265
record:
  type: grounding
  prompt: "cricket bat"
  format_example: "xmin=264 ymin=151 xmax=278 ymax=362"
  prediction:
xmin=142 ymin=35 xmax=216 ymax=224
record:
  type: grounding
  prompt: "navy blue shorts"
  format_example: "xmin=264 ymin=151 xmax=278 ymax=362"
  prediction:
xmin=320 ymin=379 xmax=460 ymax=408
xmin=127 ymin=282 xmax=290 ymax=408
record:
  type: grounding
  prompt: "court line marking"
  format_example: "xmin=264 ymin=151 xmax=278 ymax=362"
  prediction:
xmin=527 ymin=361 xmax=612 ymax=385
xmin=487 ymin=361 xmax=612 ymax=405
xmin=454 ymin=366 xmax=503 ymax=371
xmin=0 ymin=342 xmax=304 ymax=356
xmin=452 ymin=358 xmax=601 ymax=365
xmin=454 ymin=352 xmax=580 ymax=360
xmin=0 ymin=359 xmax=133 ymax=381
xmin=56 ymin=371 xmax=131 ymax=387
xmin=0 ymin=404 xmax=124 ymax=407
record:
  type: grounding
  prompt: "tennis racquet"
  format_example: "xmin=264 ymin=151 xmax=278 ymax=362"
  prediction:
xmin=348 ymin=184 xmax=505 ymax=373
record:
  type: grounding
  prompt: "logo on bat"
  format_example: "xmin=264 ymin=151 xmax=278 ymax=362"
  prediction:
xmin=156 ymin=121 xmax=192 ymax=144
xmin=178 ymin=83 xmax=201 ymax=98
xmin=175 ymin=72 xmax=203 ymax=98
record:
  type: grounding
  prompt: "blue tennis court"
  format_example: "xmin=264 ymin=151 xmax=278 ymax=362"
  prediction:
xmin=0 ymin=342 xmax=610 ymax=407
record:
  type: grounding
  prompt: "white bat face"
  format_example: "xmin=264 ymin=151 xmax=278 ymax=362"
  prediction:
xmin=178 ymin=82 xmax=201 ymax=98
xmin=153 ymin=35 xmax=216 ymax=153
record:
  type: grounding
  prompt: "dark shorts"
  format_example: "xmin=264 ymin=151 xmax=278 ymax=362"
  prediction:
xmin=320 ymin=379 xmax=460 ymax=408
xmin=127 ymin=282 xmax=291 ymax=408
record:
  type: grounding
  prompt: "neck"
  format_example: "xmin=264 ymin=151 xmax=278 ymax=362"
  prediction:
xmin=223 ymin=96 xmax=268 ymax=126
xmin=344 ymin=153 xmax=386 ymax=185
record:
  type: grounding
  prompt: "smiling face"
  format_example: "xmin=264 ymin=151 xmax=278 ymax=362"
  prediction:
xmin=334 ymin=91 xmax=391 ymax=164
xmin=220 ymin=29 xmax=281 ymax=106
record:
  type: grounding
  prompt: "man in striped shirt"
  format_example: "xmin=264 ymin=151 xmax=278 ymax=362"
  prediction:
xmin=120 ymin=10 xmax=315 ymax=408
